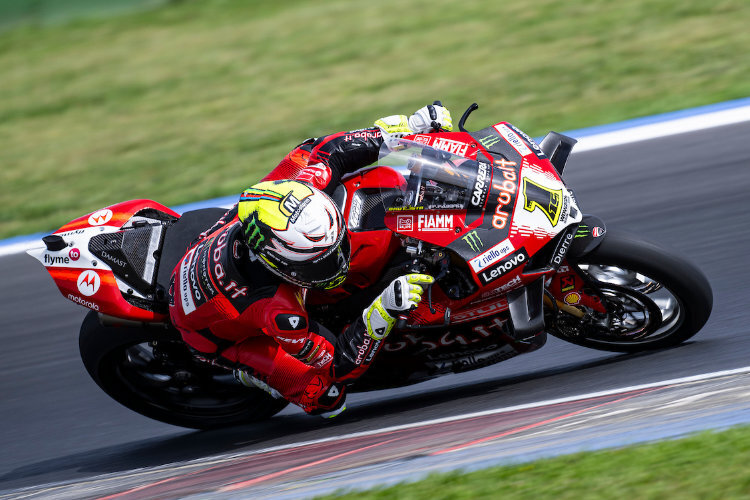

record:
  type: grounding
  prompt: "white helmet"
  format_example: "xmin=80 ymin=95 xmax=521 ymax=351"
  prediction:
xmin=238 ymin=180 xmax=349 ymax=289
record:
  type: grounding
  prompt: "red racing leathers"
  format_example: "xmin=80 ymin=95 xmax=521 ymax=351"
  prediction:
xmin=169 ymin=127 xmax=386 ymax=414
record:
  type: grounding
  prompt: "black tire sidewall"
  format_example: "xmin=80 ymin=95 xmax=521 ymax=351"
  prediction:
xmin=562 ymin=229 xmax=713 ymax=352
xmin=79 ymin=311 xmax=288 ymax=429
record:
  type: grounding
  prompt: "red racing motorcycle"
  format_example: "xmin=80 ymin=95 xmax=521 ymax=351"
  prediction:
xmin=28 ymin=104 xmax=713 ymax=428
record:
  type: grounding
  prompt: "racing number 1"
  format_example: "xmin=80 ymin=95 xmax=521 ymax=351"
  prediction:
xmin=522 ymin=178 xmax=563 ymax=226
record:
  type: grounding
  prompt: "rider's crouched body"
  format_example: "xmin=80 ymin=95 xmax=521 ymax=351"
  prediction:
xmin=168 ymin=104 xmax=451 ymax=417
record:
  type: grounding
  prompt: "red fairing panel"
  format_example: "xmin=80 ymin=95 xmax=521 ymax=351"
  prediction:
xmin=41 ymin=200 xmax=179 ymax=322
xmin=53 ymin=199 xmax=179 ymax=235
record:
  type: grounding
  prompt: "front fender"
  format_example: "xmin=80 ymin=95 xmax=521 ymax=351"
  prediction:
xmin=567 ymin=215 xmax=607 ymax=258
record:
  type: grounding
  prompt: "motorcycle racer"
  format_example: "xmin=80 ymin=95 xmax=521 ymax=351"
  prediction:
xmin=168 ymin=104 xmax=451 ymax=417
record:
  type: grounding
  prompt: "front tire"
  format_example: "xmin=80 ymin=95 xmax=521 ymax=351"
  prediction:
xmin=79 ymin=311 xmax=288 ymax=429
xmin=548 ymin=229 xmax=712 ymax=352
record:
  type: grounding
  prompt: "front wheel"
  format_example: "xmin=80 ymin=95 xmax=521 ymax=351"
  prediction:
xmin=547 ymin=229 xmax=712 ymax=352
xmin=79 ymin=311 xmax=288 ymax=429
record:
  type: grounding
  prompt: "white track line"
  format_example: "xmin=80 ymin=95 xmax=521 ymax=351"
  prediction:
xmin=6 ymin=365 xmax=750 ymax=499
xmin=209 ymin=365 xmax=750 ymax=460
xmin=574 ymin=104 xmax=750 ymax=152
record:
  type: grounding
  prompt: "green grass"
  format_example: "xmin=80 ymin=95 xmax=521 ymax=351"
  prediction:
xmin=319 ymin=425 xmax=750 ymax=499
xmin=1 ymin=0 xmax=749 ymax=238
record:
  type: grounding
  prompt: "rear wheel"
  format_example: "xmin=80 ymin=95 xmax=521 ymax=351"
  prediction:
xmin=79 ymin=311 xmax=288 ymax=429
xmin=547 ymin=229 xmax=712 ymax=352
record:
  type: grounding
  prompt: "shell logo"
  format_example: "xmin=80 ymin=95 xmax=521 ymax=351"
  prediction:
xmin=77 ymin=270 xmax=101 ymax=297
xmin=564 ymin=292 xmax=581 ymax=305
xmin=88 ymin=209 xmax=113 ymax=226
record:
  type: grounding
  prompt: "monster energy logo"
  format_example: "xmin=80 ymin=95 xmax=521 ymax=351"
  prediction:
xmin=244 ymin=214 xmax=265 ymax=249
xmin=479 ymin=135 xmax=502 ymax=149
xmin=574 ymin=224 xmax=589 ymax=239
xmin=462 ymin=230 xmax=483 ymax=252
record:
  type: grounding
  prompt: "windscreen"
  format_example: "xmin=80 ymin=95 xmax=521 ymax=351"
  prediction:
xmin=377 ymin=138 xmax=491 ymax=213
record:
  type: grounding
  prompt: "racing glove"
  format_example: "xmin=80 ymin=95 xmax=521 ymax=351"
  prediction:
xmin=374 ymin=104 xmax=453 ymax=138
xmin=362 ymin=273 xmax=435 ymax=340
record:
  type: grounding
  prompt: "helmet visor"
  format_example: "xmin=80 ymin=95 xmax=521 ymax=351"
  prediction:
xmin=283 ymin=233 xmax=351 ymax=289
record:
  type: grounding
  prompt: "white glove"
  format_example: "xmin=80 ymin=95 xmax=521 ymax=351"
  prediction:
xmin=362 ymin=274 xmax=434 ymax=339
xmin=374 ymin=104 xmax=453 ymax=138
xmin=408 ymin=104 xmax=453 ymax=134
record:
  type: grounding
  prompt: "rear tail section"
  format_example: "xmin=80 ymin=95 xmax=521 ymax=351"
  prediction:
xmin=27 ymin=200 xmax=179 ymax=322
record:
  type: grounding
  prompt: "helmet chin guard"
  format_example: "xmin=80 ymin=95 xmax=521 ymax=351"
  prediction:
xmin=239 ymin=180 xmax=350 ymax=289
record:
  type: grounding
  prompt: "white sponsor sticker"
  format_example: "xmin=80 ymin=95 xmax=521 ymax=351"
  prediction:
xmin=88 ymin=209 xmax=113 ymax=226
xmin=76 ymin=270 xmax=101 ymax=296
xmin=417 ymin=214 xmax=453 ymax=232
xmin=493 ymin=124 xmax=532 ymax=157
xmin=470 ymin=239 xmax=515 ymax=272
xmin=179 ymin=249 xmax=197 ymax=315
xmin=431 ymin=137 xmax=469 ymax=157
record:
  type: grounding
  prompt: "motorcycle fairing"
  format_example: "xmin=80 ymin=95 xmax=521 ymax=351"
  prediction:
xmin=27 ymin=200 xmax=178 ymax=322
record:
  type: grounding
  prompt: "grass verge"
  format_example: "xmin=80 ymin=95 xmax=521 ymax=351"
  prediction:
xmin=319 ymin=425 xmax=750 ymax=499
xmin=1 ymin=0 xmax=749 ymax=238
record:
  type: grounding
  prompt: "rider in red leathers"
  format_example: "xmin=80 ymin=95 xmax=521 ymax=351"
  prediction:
xmin=169 ymin=104 xmax=452 ymax=417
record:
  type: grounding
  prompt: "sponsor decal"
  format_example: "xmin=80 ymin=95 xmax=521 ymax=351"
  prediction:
xmin=397 ymin=215 xmax=414 ymax=231
xmin=277 ymin=336 xmax=305 ymax=345
xmin=244 ymin=214 xmax=265 ymax=249
xmin=431 ymin=137 xmax=469 ymax=157
xmin=471 ymin=162 xmax=491 ymax=208
xmin=88 ymin=209 xmax=113 ymax=226
xmin=417 ymin=213 xmax=454 ymax=232
xmin=44 ymin=253 xmax=70 ymax=266
xmin=462 ymin=230 xmax=483 ymax=252
xmin=451 ymin=300 xmax=509 ymax=323
xmin=479 ymin=274 xmax=523 ymax=300
xmin=507 ymin=124 xmax=546 ymax=158
xmin=470 ymin=238 xmax=515 ymax=272
xmin=493 ymin=124 xmax=532 ymax=157
xmin=101 ymin=251 xmax=127 ymax=268
xmin=560 ymin=275 xmax=576 ymax=292
xmin=280 ymin=192 xmax=303 ymax=217
xmin=179 ymin=248 xmax=197 ymax=314
xmin=478 ymin=134 xmax=502 ymax=149
xmin=564 ymin=292 xmax=581 ymax=305
xmin=76 ymin=270 xmax=101 ymax=297
xmin=344 ymin=130 xmax=380 ymax=141
xmin=288 ymin=197 xmax=311 ymax=224
xmin=593 ymin=226 xmax=605 ymax=237
xmin=348 ymin=194 xmax=363 ymax=228
xmin=326 ymin=383 xmax=340 ymax=397
xmin=560 ymin=194 xmax=569 ymax=226
xmin=478 ymin=249 xmax=529 ymax=285
xmin=58 ymin=229 xmax=85 ymax=237
xmin=364 ymin=339 xmax=381 ymax=363
xmin=491 ymin=159 xmax=518 ymax=230
xmin=67 ymin=293 xmax=99 ymax=311
xmin=413 ymin=134 xmax=432 ymax=145
xmin=355 ymin=336 xmax=372 ymax=365
xmin=313 ymin=352 xmax=334 ymax=369
xmin=552 ymin=232 xmax=574 ymax=265
xmin=522 ymin=177 xmax=563 ymax=226
xmin=69 ymin=248 xmax=80 ymax=261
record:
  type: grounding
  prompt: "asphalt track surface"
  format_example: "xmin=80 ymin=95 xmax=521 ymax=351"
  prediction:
xmin=1 ymin=120 xmax=749 ymax=496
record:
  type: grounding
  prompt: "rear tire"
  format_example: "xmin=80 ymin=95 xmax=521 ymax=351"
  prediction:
xmin=549 ymin=229 xmax=712 ymax=352
xmin=79 ymin=311 xmax=288 ymax=429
